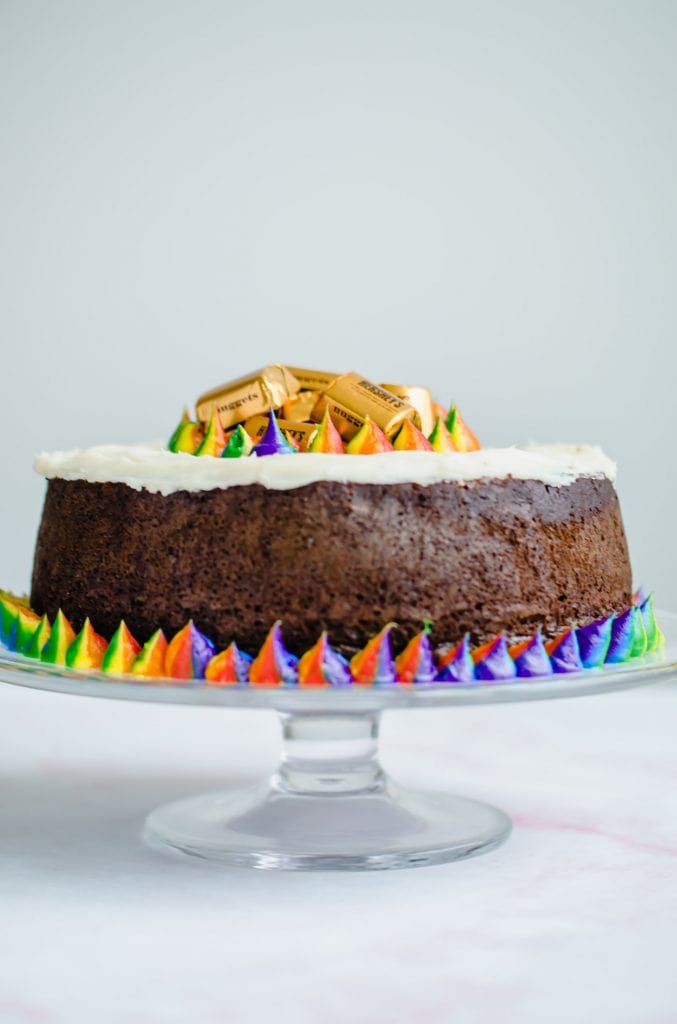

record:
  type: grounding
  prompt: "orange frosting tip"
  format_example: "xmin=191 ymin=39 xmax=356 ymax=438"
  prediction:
xmin=205 ymin=642 xmax=252 ymax=686
xmin=350 ymin=623 xmax=396 ymax=685
xmin=345 ymin=417 xmax=394 ymax=455
xmin=393 ymin=419 xmax=433 ymax=452
xmin=249 ymin=621 xmax=298 ymax=686
xmin=308 ymin=409 xmax=345 ymax=454
xmin=131 ymin=629 xmax=168 ymax=678
xmin=445 ymin=406 xmax=481 ymax=452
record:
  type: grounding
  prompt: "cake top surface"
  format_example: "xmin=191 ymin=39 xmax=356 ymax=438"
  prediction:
xmin=34 ymin=442 xmax=617 ymax=494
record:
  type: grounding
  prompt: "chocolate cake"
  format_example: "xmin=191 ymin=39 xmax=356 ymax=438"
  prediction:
xmin=30 ymin=443 xmax=631 ymax=657
xmin=14 ymin=364 xmax=656 ymax=685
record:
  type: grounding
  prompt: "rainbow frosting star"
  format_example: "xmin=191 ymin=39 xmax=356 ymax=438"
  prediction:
xmin=102 ymin=621 xmax=141 ymax=674
xmin=66 ymin=618 xmax=108 ymax=670
xmin=165 ymin=621 xmax=216 ymax=680
xmin=25 ymin=615 xmax=51 ymax=659
xmin=252 ymin=410 xmax=298 ymax=457
xmin=473 ymin=634 xmax=517 ymax=681
xmin=222 ymin=425 xmax=254 ymax=459
xmin=167 ymin=410 xmax=204 ymax=454
xmin=545 ymin=629 xmax=582 ymax=674
xmin=248 ymin=622 xmax=298 ymax=686
xmin=393 ymin=420 xmax=433 ymax=452
xmin=445 ymin=406 xmax=481 ymax=452
xmin=345 ymin=418 xmax=394 ymax=455
xmin=205 ymin=642 xmax=253 ymax=685
xmin=298 ymin=632 xmax=352 ymax=686
xmin=0 ymin=590 xmax=664 ymax=687
xmin=194 ymin=408 xmax=228 ymax=458
xmin=509 ymin=631 xmax=552 ymax=678
xmin=131 ymin=629 xmax=168 ymax=678
xmin=350 ymin=624 xmax=396 ymax=685
xmin=14 ymin=607 xmax=42 ymax=654
xmin=428 ymin=416 xmax=458 ymax=453
xmin=308 ymin=410 xmax=345 ymax=454
xmin=436 ymin=634 xmax=476 ymax=683
xmin=41 ymin=610 xmax=77 ymax=666
xmin=395 ymin=629 xmax=436 ymax=683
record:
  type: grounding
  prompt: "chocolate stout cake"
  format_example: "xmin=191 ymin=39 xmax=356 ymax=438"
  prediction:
xmin=31 ymin=441 xmax=631 ymax=657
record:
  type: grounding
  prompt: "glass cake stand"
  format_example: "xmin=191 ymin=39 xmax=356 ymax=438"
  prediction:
xmin=1 ymin=611 xmax=675 ymax=872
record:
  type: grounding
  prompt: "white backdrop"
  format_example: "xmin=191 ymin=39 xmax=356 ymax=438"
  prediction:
xmin=1 ymin=0 xmax=676 ymax=605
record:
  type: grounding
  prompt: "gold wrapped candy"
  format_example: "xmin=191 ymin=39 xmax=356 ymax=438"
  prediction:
xmin=380 ymin=384 xmax=435 ymax=438
xmin=282 ymin=391 xmax=319 ymax=422
xmin=196 ymin=365 xmax=300 ymax=430
xmin=287 ymin=367 xmax=339 ymax=392
xmin=311 ymin=372 xmax=421 ymax=440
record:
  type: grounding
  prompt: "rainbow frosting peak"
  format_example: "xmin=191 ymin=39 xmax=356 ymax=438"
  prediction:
xmin=350 ymin=624 xmax=396 ymax=685
xmin=249 ymin=621 xmax=298 ymax=686
xmin=473 ymin=634 xmax=517 ymax=681
xmin=445 ymin=406 xmax=481 ymax=452
xmin=205 ymin=642 xmax=253 ymax=685
xmin=298 ymin=632 xmax=352 ymax=686
xmin=345 ymin=418 xmax=394 ymax=455
xmin=308 ymin=410 xmax=345 ymax=454
xmin=102 ymin=621 xmax=142 ymax=674
xmin=168 ymin=411 xmax=204 ymax=454
xmin=436 ymin=634 xmax=475 ymax=683
xmin=545 ymin=629 xmax=582 ymax=674
xmin=67 ymin=618 xmax=108 ymax=670
xmin=509 ymin=631 xmax=552 ymax=678
xmin=194 ymin=409 xmax=228 ymax=458
xmin=132 ymin=629 xmax=169 ymax=678
xmin=0 ymin=589 xmax=664 ymax=687
xmin=41 ymin=610 xmax=77 ymax=666
xmin=393 ymin=420 xmax=433 ymax=453
xmin=25 ymin=614 xmax=51 ymax=659
xmin=428 ymin=416 xmax=458 ymax=454
xmin=165 ymin=621 xmax=216 ymax=680
xmin=252 ymin=410 xmax=298 ymax=457
xmin=222 ymin=425 xmax=254 ymax=459
xmin=14 ymin=607 xmax=42 ymax=654
xmin=395 ymin=629 xmax=436 ymax=683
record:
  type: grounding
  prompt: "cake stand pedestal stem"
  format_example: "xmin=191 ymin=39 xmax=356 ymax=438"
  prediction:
xmin=274 ymin=711 xmax=384 ymax=796
xmin=143 ymin=705 xmax=512 ymax=870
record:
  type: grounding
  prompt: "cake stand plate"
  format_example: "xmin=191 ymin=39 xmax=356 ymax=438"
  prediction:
xmin=1 ymin=611 xmax=676 ymax=872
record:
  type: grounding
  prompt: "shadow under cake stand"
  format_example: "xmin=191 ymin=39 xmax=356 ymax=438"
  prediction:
xmin=1 ymin=611 xmax=675 ymax=872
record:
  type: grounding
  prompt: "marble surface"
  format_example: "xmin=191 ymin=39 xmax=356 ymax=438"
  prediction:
xmin=0 ymin=680 xmax=676 ymax=1024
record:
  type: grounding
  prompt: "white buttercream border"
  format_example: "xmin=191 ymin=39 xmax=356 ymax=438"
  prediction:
xmin=32 ymin=443 xmax=617 ymax=495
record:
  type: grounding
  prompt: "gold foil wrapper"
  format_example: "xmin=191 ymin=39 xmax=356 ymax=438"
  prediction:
xmin=381 ymin=384 xmax=435 ymax=437
xmin=196 ymin=365 xmax=301 ymax=430
xmin=244 ymin=415 xmax=318 ymax=451
xmin=282 ymin=390 xmax=318 ymax=422
xmin=287 ymin=367 xmax=339 ymax=392
xmin=311 ymin=372 xmax=421 ymax=440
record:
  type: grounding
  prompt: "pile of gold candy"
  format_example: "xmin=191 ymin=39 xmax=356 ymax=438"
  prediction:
xmin=168 ymin=364 xmax=481 ymax=456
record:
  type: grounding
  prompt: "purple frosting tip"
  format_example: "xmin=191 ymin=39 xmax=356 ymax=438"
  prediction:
xmin=511 ymin=631 xmax=553 ymax=678
xmin=576 ymin=615 xmax=613 ymax=668
xmin=435 ymin=633 xmax=475 ymax=684
xmin=252 ymin=408 xmax=297 ymax=457
xmin=547 ymin=629 xmax=582 ymax=674
xmin=474 ymin=634 xmax=517 ymax=681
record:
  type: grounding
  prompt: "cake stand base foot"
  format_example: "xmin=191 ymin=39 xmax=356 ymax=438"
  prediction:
xmin=142 ymin=780 xmax=512 ymax=871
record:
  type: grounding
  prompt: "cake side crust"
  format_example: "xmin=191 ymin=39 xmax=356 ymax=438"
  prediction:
xmin=30 ymin=475 xmax=632 ymax=656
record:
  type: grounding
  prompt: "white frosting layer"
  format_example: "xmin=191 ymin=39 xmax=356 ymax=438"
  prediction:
xmin=33 ymin=443 xmax=617 ymax=494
